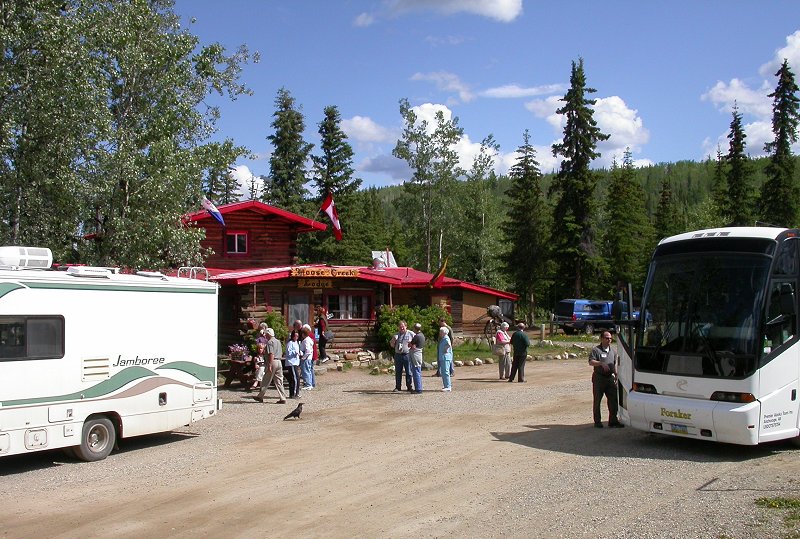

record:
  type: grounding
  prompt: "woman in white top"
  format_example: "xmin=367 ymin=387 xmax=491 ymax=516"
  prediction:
xmin=285 ymin=329 xmax=302 ymax=398
xmin=300 ymin=324 xmax=316 ymax=390
xmin=495 ymin=322 xmax=512 ymax=380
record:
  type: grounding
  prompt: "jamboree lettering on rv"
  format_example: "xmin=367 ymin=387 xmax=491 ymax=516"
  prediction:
xmin=112 ymin=355 xmax=166 ymax=367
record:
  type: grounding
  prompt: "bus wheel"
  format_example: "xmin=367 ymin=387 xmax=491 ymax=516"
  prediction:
xmin=75 ymin=417 xmax=116 ymax=462
xmin=583 ymin=324 xmax=594 ymax=335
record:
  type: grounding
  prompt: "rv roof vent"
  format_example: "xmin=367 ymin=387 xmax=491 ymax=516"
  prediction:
xmin=0 ymin=246 xmax=53 ymax=269
xmin=66 ymin=266 xmax=112 ymax=278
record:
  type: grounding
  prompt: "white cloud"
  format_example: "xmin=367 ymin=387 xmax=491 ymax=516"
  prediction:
xmin=594 ymin=95 xmax=650 ymax=153
xmin=353 ymin=12 xmax=375 ymax=27
xmin=228 ymin=165 xmax=263 ymax=200
xmin=759 ymin=30 xmax=800 ymax=76
xmin=411 ymin=71 xmax=475 ymax=103
xmin=700 ymin=30 xmax=800 ymax=160
xmin=481 ymin=83 xmax=566 ymax=99
xmin=524 ymin=94 xmax=650 ymax=168
xmin=389 ymin=0 xmax=522 ymax=22
xmin=701 ymin=78 xmax=772 ymax=117
xmin=342 ymin=115 xmax=396 ymax=143
xmin=524 ymin=95 xmax=563 ymax=131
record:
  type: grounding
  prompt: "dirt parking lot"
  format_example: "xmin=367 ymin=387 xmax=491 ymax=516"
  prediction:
xmin=1 ymin=359 xmax=799 ymax=538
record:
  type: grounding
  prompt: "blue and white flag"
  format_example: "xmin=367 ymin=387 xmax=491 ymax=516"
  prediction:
xmin=201 ymin=197 xmax=225 ymax=227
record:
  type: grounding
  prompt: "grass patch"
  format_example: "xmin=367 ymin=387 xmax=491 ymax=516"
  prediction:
xmin=756 ymin=497 xmax=800 ymax=538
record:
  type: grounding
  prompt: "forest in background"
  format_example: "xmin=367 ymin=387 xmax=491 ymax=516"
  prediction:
xmin=2 ymin=2 xmax=798 ymax=322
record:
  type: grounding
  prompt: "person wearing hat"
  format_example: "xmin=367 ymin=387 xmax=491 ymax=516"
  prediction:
xmin=495 ymin=321 xmax=512 ymax=380
xmin=255 ymin=327 xmax=287 ymax=404
xmin=408 ymin=322 xmax=426 ymax=393
xmin=508 ymin=322 xmax=530 ymax=383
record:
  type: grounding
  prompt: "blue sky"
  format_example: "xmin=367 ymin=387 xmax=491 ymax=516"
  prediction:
xmin=174 ymin=0 xmax=800 ymax=193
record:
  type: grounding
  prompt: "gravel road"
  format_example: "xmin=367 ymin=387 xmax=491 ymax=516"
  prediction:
xmin=1 ymin=359 xmax=798 ymax=539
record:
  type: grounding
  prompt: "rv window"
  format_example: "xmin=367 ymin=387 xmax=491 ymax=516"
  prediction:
xmin=0 ymin=316 xmax=64 ymax=360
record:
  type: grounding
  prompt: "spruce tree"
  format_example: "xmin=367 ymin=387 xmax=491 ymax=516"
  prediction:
xmin=501 ymin=130 xmax=551 ymax=321
xmin=604 ymin=149 xmax=654 ymax=293
xmin=654 ymin=176 xmax=681 ymax=240
xmin=550 ymin=58 xmax=610 ymax=298
xmin=760 ymin=59 xmax=800 ymax=227
xmin=267 ymin=87 xmax=313 ymax=215
xmin=724 ymin=104 xmax=754 ymax=226
xmin=300 ymin=105 xmax=364 ymax=264
xmin=711 ymin=146 xmax=728 ymax=220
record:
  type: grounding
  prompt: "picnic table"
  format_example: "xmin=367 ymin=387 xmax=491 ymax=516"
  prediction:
xmin=223 ymin=358 xmax=254 ymax=388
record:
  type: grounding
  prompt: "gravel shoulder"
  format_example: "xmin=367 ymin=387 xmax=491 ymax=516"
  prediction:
xmin=1 ymin=359 xmax=798 ymax=538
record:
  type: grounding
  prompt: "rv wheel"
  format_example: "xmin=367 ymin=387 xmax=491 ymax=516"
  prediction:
xmin=583 ymin=324 xmax=594 ymax=335
xmin=75 ymin=417 xmax=116 ymax=462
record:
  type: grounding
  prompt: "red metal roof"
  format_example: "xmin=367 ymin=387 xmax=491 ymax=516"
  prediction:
xmin=184 ymin=200 xmax=327 ymax=233
xmin=210 ymin=263 xmax=518 ymax=300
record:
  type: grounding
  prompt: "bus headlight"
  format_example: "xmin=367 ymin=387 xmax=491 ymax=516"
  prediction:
xmin=632 ymin=382 xmax=658 ymax=394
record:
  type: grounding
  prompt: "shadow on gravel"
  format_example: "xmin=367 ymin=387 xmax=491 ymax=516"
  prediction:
xmin=0 ymin=432 xmax=198 ymax=475
xmin=490 ymin=423 xmax=790 ymax=462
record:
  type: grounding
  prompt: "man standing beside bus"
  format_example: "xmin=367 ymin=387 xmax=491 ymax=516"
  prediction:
xmin=589 ymin=331 xmax=624 ymax=428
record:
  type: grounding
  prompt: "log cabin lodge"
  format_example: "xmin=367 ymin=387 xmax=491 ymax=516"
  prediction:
xmin=185 ymin=200 xmax=518 ymax=353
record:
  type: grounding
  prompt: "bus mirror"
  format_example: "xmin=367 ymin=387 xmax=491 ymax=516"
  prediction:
xmin=779 ymin=282 xmax=795 ymax=315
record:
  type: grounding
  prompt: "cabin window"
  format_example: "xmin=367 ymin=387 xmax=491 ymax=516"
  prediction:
xmin=0 ymin=316 xmax=65 ymax=361
xmin=327 ymin=293 xmax=372 ymax=320
xmin=226 ymin=231 xmax=247 ymax=254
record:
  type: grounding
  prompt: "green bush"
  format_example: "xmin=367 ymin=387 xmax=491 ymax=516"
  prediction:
xmin=243 ymin=311 xmax=289 ymax=355
xmin=376 ymin=304 xmax=451 ymax=351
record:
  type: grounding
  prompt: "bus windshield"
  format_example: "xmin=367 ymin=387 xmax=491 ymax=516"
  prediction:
xmin=635 ymin=253 xmax=770 ymax=378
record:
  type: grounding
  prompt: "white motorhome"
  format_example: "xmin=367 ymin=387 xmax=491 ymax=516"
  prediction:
xmin=0 ymin=246 xmax=221 ymax=461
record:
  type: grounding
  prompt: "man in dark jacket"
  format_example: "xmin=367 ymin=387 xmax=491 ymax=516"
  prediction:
xmin=508 ymin=323 xmax=530 ymax=382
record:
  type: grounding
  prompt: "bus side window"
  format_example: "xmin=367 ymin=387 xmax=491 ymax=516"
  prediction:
xmin=765 ymin=281 xmax=797 ymax=347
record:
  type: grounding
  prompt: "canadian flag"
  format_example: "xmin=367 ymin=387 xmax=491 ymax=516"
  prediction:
xmin=320 ymin=193 xmax=343 ymax=241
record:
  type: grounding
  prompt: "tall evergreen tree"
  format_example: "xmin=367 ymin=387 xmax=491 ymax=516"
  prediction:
xmin=654 ymin=176 xmax=682 ymax=239
xmin=501 ymin=130 xmax=552 ymax=321
xmin=202 ymin=141 xmax=248 ymax=204
xmin=710 ymin=146 xmax=728 ymax=219
xmin=550 ymin=58 xmax=609 ymax=298
xmin=300 ymin=105 xmax=364 ymax=264
xmin=267 ymin=87 xmax=313 ymax=215
xmin=604 ymin=149 xmax=654 ymax=293
xmin=760 ymin=59 xmax=800 ymax=227
xmin=724 ymin=104 xmax=754 ymax=226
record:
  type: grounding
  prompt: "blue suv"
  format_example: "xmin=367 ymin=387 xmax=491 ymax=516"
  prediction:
xmin=553 ymin=299 xmax=618 ymax=335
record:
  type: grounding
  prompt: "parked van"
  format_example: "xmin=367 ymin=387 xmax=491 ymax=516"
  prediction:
xmin=553 ymin=299 xmax=618 ymax=335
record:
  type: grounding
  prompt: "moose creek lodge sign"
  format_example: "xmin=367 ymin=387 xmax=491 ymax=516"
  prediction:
xmin=290 ymin=268 xmax=360 ymax=278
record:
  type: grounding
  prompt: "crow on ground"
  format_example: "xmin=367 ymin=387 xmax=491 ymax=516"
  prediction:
xmin=283 ymin=402 xmax=303 ymax=420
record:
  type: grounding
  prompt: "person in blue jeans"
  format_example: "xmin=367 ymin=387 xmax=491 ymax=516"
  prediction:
xmin=300 ymin=324 xmax=316 ymax=390
xmin=390 ymin=320 xmax=413 ymax=392
xmin=438 ymin=326 xmax=453 ymax=391
xmin=409 ymin=322 xmax=425 ymax=393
